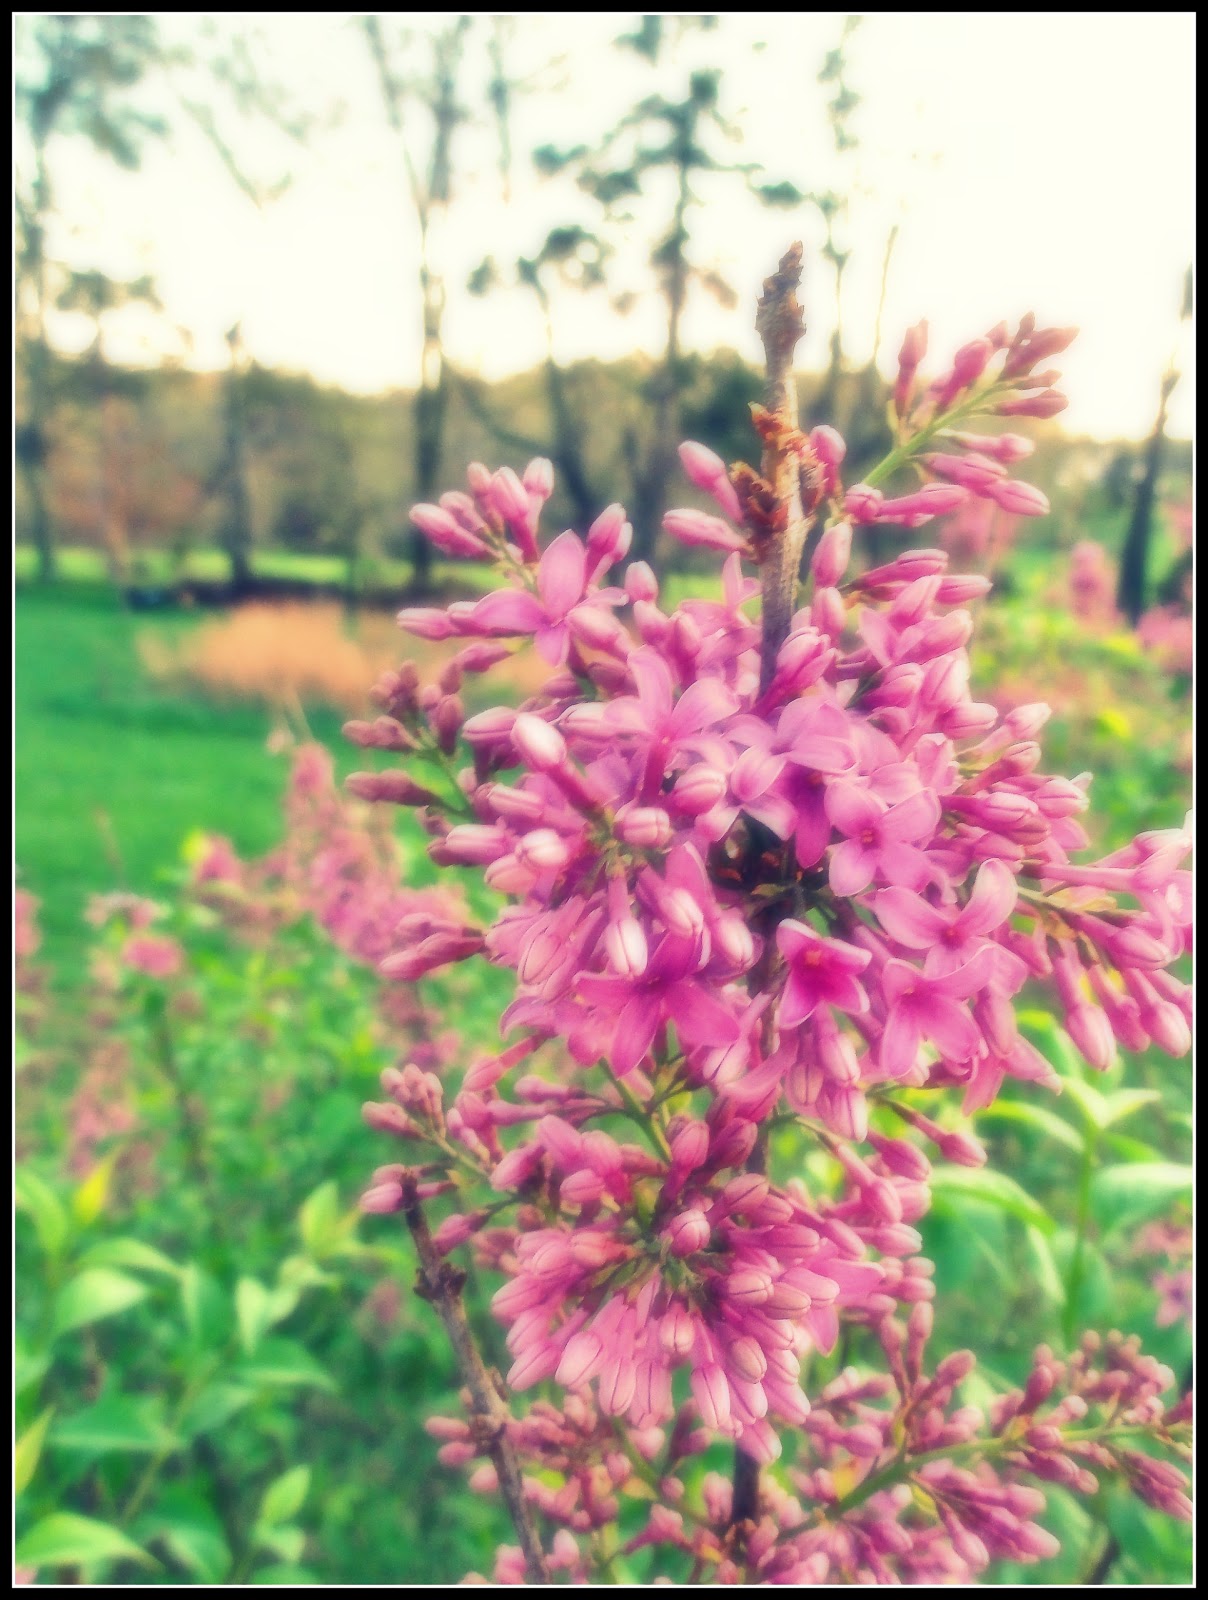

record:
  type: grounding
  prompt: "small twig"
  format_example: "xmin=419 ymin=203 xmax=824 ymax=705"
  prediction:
xmin=401 ymin=1175 xmax=550 ymax=1583
xmin=754 ymin=243 xmax=811 ymax=693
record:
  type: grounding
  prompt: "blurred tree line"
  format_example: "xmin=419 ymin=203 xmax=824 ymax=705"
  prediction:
xmin=14 ymin=14 xmax=1193 ymax=603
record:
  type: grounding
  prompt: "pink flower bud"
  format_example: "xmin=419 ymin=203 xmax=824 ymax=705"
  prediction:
xmin=663 ymin=509 xmax=748 ymax=553
xmin=811 ymin=520 xmax=853 ymax=587
xmin=989 ymin=478 xmax=1050 ymax=517
xmin=1065 ymin=1003 xmax=1117 ymax=1070
xmin=585 ymin=503 xmax=632 ymax=580
xmin=515 ymin=829 xmax=570 ymax=872
xmin=691 ymin=1363 xmax=732 ymax=1430
xmin=625 ymin=561 xmax=659 ymax=603
xmin=512 ymin=711 xmax=567 ymax=771
xmin=605 ymin=916 xmax=648 ymax=979
xmin=615 ymin=804 xmax=672 ymax=849
xmin=523 ymin=456 xmax=555 ymax=500
xmin=671 ymin=765 xmax=727 ymax=815
xmin=556 ymin=1330 xmax=605 ymax=1387
xmin=844 ymin=484 xmax=884 ymax=523
xmin=678 ymin=439 xmax=727 ymax=490
xmin=397 ymin=607 xmax=456 ymax=641
xmin=665 ymin=1209 xmax=711 ymax=1256
xmin=998 ymin=389 xmax=1068 ymax=418
xmin=361 ymin=1180 xmax=405 ymax=1214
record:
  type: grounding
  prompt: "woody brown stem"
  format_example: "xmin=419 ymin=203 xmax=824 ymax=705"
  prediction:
xmin=756 ymin=243 xmax=810 ymax=694
xmin=401 ymin=1176 xmax=550 ymax=1583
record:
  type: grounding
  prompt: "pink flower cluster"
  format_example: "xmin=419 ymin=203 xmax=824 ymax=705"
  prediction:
xmin=349 ymin=307 xmax=1191 ymax=1580
xmin=450 ymin=1321 xmax=1189 ymax=1584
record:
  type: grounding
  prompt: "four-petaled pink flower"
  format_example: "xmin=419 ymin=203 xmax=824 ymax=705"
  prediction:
xmin=472 ymin=530 xmax=622 ymax=664
xmin=880 ymin=953 xmax=993 ymax=1078
xmin=874 ymin=858 xmax=1023 ymax=981
xmin=576 ymin=935 xmax=742 ymax=1076
xmin=776 ymin=920 xmax=871 ymax=1027
xmin=824 ymin=782 xmax=941 ymax=896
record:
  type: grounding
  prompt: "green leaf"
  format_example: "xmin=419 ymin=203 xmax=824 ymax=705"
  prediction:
xmin=16 ymin=1168 xmax=70 ymax=1258
xmin=1024 ymin=1223 xmax=1066 ymax=1307
xmin=1091 ymin=1162 xmax=1193 ymax=1237
xmin=71 ymin=1153 xmax=119 ymax=1225
xmin=297 ymin=1182 xmax=360 ymax=1261
xmin=15 ymin=1338 xmax=50 ymax=1399
xmin=52 ymin=1394 xmax=178 ymax=1458
xmin=139 ymin=1505 xmax=231 ymax=1583
xmin=76 ymin=1237 xmax=180 ymax=1278
xmin=929 ymin=1165 xmax=1055 ymax=1234
xmin=298 ymin=1181 xmax=341 ymax=1256
xmin=52 ymin=1269 xmax=149 ymax=1338
xmin=1102 ymin=1131 xmax=1163 ymax=1164
xmin=236 ymin=1278 xmax=298 ymax=1355
xmin=252 ymin=1564 xmax=320 ymax=1585
xmin=177 ymin=1383 xmax=254 ymax=1440
xmin=233 ymin=1338 xmax=334 ymax=1392
xmin=258 ymin=1465 xmax=310 ymax=1528
xmin=179 ymin=1265 xmax=229 ymax=1345
xmin=15 ymin=1406 xmax=55 ymax=1494
xmin=975 ymin=1099 xmax=1082 ymax=1155
xmin=1059 ymin=1077 xmax=1110 ymax=1132
xmin=1017 ymin=1010 xmax=1083 ymax=1080
xmin=276 ymin=1254 xmax=337 ymax=1293
xmin=254 ymin=1526 xmax=307 ymax=1563
xmin=1099 ymin=1089 xmax=1162 ymax=1130
xmin=15 ymin=1512 xmax=154 ymax=1571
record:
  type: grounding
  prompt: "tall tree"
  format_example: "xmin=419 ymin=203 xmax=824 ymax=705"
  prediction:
xmin=213 ymin=325 xmax=256 ymax=593
xmin=14 ymin=15 xmax=165 ymax=582
xmin=55 ymin=269 xmax=161 ymax=585
xmin=463 ymin=226 xmax=611 ymax=529
xmin=1116 ymin=267 xmax=1193 ymax=623
xmin=364 ymin=15 xmax=515 ymax=593
xmin=536 ymin=16 xmax=802 ymax=563
xmin=16 ymin=16 xmax=319 ymax=586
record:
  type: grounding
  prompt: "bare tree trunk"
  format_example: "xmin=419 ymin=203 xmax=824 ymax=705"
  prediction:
xmin=1117 ymin=369 xmax=1177 ymax=625
xmin=217 ymin=325 xmax=254 ymax=592
xmin=19 ymin=152 xmax=57 ymax=583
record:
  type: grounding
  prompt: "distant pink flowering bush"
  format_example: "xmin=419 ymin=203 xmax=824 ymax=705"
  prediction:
xmin=1137 ymin=604 xmax=1193 ymax=679
xmin=346 ymin=252 xmax=1191 ymax=1582
xmin=1067 ymin=540 xmax=1118 ymax=628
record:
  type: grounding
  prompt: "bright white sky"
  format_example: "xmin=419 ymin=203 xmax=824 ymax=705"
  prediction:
xmin=28 ymin=11 xmax=1195 ymax=440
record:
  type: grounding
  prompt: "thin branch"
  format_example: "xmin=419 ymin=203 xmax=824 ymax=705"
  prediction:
xmin=754 ymin=241 xmax=810 ymax=693
xmin=401 ymin=1174 xmax=550 ymax=1583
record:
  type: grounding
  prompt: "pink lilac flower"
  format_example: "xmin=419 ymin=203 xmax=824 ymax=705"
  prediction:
xmin=342 ymin=302 xmax=1192 ymax=1583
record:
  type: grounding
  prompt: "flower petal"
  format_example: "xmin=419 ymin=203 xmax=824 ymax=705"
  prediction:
xmin=473 ymin=588 xmax=546 ymax=635
xmin=829 ymin=839 xmax=875 ymax=897
xmin=537 ymin=530 xmax=587 ymax=619
xmin=873 ymin=887 xmax=949 ymax=948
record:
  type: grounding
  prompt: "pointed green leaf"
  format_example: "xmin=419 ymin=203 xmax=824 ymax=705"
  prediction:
xmin=15 ymin=1406 xmax=55 ymax=1494
xmin=929 ymin=1165 xmax=1055 ymax=1234
xmin=233 ymin=1338 xmax=334 ymax=1392
xmin=975 ymin=1099 xmax=1082 ymax=1155
xmin=1059 ymin=1077 xmax=1109 ymax=1133
xmin=76 ymin=1237 xmax=180 ymax=1277
xmin=15 ymin=1512 xmax=154 ymax=1571
xmin=16 ymin=1169 xmax=70 ymax=1258
xmin=258 ymin=1465 xmax=310 ymax=1529
xmin=52 ymin=1394 xmax=178 ymax=1458
xmin=1100 ymin=1088 xmax=1162 ymax=1129
xmin=52 ymin=1270 xmax=149 ymax=1338
xmin=1091 ymin=1162 xmax=1193 ymax=1237
xmin=177 ymin=1383 xmax=254 ymax=1441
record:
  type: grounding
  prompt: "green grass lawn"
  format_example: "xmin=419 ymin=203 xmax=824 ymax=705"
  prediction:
xmin=15 ymin=583 xmax=350 ymax=974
